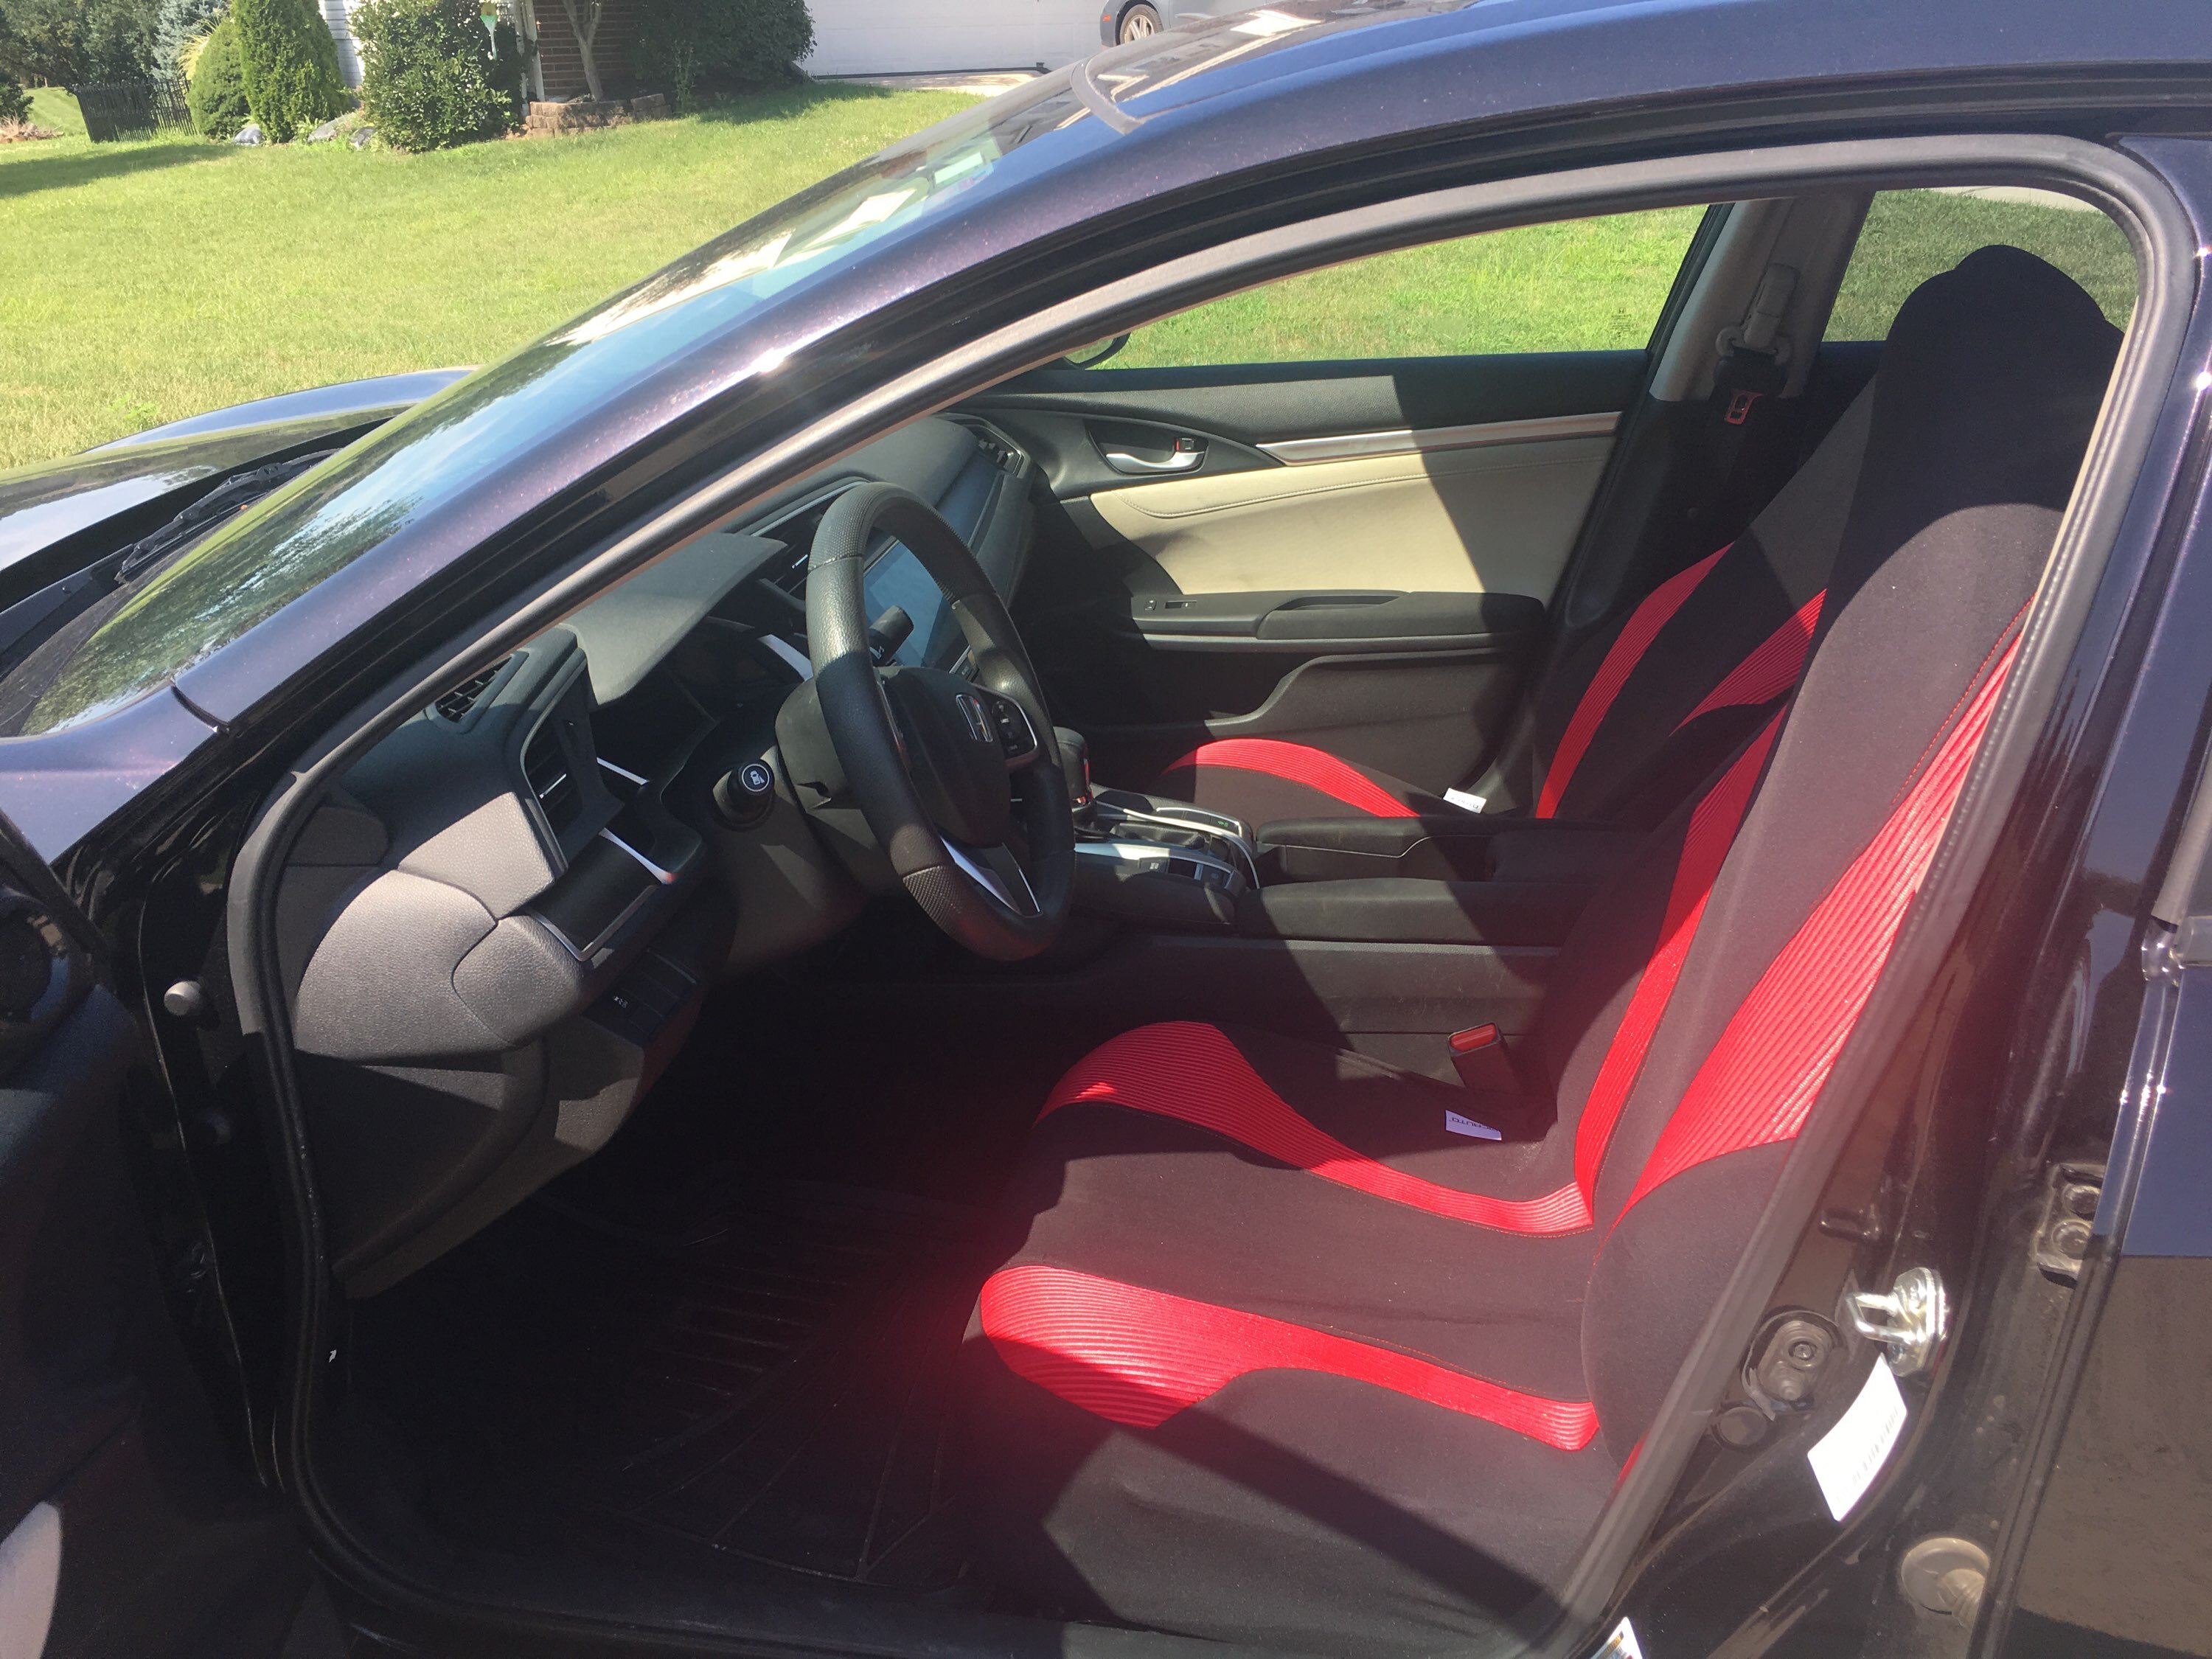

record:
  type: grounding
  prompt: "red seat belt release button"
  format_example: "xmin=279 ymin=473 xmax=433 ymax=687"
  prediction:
xmin=1449 ymin=1023 xmax=1500 ymax=1054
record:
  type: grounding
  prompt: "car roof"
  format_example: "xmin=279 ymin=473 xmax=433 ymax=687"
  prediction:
xmin=1 ymin=0 xmax=2205 ymax=859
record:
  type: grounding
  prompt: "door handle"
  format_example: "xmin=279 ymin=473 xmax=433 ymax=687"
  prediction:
xmin=1102 ymin=436 xmax=1206 ymax=474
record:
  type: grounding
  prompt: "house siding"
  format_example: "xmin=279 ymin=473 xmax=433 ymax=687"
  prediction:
xmin=321 ymin=0 xmax=364 ymax=87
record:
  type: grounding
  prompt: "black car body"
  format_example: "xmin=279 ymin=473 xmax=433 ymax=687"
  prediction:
xmin=4 ymin=3 xmax=2212 ymax=1657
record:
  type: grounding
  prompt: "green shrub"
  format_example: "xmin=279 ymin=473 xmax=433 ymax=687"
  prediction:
xmin=633 ymin=0 xmax=810 ymax=108
xmin=352 ymin=0 xmax=512 ymax=150
xmin=233 ymin=0 xmax=344 ymax=142
xmin=186 ymin=13 xmax=248 ymax=134
xmin=0 ymin=65 xmax=29 ymax=124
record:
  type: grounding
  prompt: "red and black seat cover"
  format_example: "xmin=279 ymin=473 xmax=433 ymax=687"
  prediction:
xmin=959 ymin=248 xmax=2121 ymax=1653
xmin=1144 ymin=378 xmax=1874 ymax=830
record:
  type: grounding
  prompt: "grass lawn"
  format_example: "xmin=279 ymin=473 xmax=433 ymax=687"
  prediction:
xmin=4 ymin=78 xmax=2141 ymax=473
xmin=0 ymin=83 xmax=978 ymax=470
xmin=1115 ymin=189 xmax=2135 ymax=367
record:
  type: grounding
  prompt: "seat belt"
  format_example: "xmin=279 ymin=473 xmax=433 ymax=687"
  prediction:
xmin=1703 ymin=263 xmax=1799 ymax=541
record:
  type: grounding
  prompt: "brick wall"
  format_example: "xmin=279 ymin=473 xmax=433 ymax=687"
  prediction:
xmin=532 ymin=0 xmax=641 ymax=100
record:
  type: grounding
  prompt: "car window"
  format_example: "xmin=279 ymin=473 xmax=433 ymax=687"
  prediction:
xmin=1097 ymin=206 xmax=1708 ymax=368
xmin=1828 ymin=187 xmax=2136 ymax=341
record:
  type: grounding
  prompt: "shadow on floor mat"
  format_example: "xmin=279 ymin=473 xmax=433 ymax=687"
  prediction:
xmin=357 ymin=1174 xmax=998 ymax=1589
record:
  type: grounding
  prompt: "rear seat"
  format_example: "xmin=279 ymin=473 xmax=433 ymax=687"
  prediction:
xmin=1139 ymin=380 xmax=1876 ymax=831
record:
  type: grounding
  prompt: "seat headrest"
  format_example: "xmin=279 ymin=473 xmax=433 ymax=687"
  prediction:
xmin=1825 ymin=243 xmax=2123 ymax=619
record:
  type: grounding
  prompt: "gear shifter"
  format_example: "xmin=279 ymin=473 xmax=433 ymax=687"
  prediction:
xmin=1055 ymin=726 xmax=1095 ymax=823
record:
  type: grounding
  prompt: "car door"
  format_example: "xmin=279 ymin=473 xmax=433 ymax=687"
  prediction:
xmin=0 ymin=818 xmax=319 ymax=1659
xmin=972 ymin=204 xmax=1711 ymax=796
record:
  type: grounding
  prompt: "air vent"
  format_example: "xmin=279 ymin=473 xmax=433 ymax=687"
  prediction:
xmin=435 ymin=658 xmax=509 ymax=723
xmin=524 ymin=722 xmax=580 ymax=832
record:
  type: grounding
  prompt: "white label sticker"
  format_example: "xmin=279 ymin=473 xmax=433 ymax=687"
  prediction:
xmin=1589 ymin=1615 xmax=1645 ymax=1659
xmin=1444 ymin=1110 xmax=1502 ymax=1141
xmin=1807 ymin=1357 xmax=1908 ymax=1520
xmin=1443 ymin=788 xmax=1489 ymax=814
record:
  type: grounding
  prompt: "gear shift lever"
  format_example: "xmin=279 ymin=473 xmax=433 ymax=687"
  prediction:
xmin=1054 ymin=727 xmax=1094 ymax=825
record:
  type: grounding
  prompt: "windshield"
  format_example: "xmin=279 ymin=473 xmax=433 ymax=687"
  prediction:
xmin=0 ymin=79 xmax=1088 ymax=738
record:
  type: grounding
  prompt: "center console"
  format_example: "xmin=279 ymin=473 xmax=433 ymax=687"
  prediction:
xmin=1060 ymin=716 xmax=1637 ymax=952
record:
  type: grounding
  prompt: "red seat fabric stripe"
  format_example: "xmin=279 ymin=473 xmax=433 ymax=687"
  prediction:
xmin=1536 ymin=547 xmax=1726 ymax=819
xmin=1571 ymin=712 xmax=1782 ymax=1203
xmin=1618 ymin=637 xmax=2020 ymax=1220
xmin=981 ymin=1264 xmax=1599 ymax=1448
xmin=1042 ymin=1020 xmax=1592 ymax=1234
xmin=1156 ymin=738 xmax=1417 ymax=819
xmin=1676 ymin=591 xmax=1825 ymax=729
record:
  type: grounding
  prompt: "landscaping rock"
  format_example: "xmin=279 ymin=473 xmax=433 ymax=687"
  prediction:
xmin=349 ymin=125 xmax=375 ymax=149
xmin=306 ymin=118 xmax=342 ymax=143
xmin=627 ymin=93 xmax=669 ymax=122
xmin=232 ymin=121 xmax=264 ymax=145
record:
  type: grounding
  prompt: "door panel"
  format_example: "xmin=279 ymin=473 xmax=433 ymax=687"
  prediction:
xmin=0 ymin=851 xmax=312 ymax=1658
xmin=982 ymin=352 xmax=1645 ymax=796
xmin=1087 ymin=428 xmax=1615 ymax=598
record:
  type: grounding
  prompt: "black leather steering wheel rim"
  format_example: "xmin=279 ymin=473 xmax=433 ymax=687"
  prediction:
xmin=805 ymin=481 xmax=1074 ymax=960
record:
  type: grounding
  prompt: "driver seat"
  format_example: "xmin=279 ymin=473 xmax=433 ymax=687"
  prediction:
xmin=956 ymin=248 xmax=2121 ymax=1653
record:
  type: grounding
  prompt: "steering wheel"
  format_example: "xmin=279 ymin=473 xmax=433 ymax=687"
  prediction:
xmin=799 ymin=482 xmax=1074 ymax=961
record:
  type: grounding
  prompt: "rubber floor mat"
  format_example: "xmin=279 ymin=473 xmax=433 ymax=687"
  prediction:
xmin=358 ymin=1173 xmax=997 ymax=1589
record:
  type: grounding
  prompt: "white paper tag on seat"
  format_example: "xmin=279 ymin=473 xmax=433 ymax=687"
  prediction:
xmin=1444 ymin=1110 xmax=1501 ymax=1141
xmin=1443 ymin=788 xmax=1488 ymax=813
xmin=1588 ymin=1615 xmax=1644 ymax=1659
xmin=1808 ymin=1357 xmax=1908 ymax=1520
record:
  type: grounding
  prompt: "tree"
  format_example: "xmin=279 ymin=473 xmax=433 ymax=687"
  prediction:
xmin=232 ymin=0 xmax=344 ymax=141
xmin=0 ymin=63 xmax=29 ymax=121
xmin=154 ymin=0 xmax=229 ymax=80
xmin=0 ymin=0 xmax=161 ymax=87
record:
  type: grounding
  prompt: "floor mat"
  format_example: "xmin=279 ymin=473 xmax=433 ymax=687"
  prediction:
xmin=356 ymin=1172 xmax=998 ymax=1589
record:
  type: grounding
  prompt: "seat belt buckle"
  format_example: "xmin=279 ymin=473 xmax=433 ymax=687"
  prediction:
xmin=1447 ymin=1023 xmax=1515 ymax=1092
xmin=1725 ymin=388 xmax=1764 ymax=426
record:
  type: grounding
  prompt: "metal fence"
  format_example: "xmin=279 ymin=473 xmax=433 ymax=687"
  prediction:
xmin=72 ymin=80 xmax=192 ymax=142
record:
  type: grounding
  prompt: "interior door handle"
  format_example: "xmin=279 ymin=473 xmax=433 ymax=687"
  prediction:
xmin=1103 ymin=438 xmax=1205 ymax=474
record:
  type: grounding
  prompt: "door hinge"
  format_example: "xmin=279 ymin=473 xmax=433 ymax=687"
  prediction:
xmin=2033 ymin=1163 xmax=2104 ymax=1284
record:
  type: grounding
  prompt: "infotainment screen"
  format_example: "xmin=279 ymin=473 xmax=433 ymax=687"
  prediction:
xmin=860 ymin=541 xmax=954 ymax=667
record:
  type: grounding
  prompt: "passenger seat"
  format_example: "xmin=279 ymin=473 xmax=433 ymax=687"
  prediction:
xmin=1138 ymin=378 xmax=1876 ymax=830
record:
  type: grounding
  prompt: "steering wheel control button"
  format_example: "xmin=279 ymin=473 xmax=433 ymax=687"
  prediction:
xmin=712 ymin=757 xmax=778 ymax=830
xmin=984 ymin=693 xmax=1039 ymax=763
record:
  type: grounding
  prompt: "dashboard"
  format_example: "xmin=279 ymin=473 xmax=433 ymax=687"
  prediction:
xmin=275 ymin=414 xmax=1037 ymax=1295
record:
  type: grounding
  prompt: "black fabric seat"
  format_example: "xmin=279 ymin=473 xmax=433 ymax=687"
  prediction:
xmin=959 ymin=248 xmax=2122 ymax=1655
xmin=1139 ymin=379 xmax=1875 ymax=831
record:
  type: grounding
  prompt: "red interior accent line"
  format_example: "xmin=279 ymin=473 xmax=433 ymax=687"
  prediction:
xmin=1571 ymin=712 xmax=1781 ymax=1203
xmin=1155 ymin=738 xmax=1417 ymax=818
xmin=1618 ymin=636 xmax=2020 ymax=1220
xmin=1536 ymin=546 xmax=1726 ymax=819
xmin=981 ymin=1264 xmax=1600 ymax=1448
xmin=1043 ymin=1021 xmax=1592 ymax=1234
xmin=1677 ymin=590 xmax=1826 ymax=729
